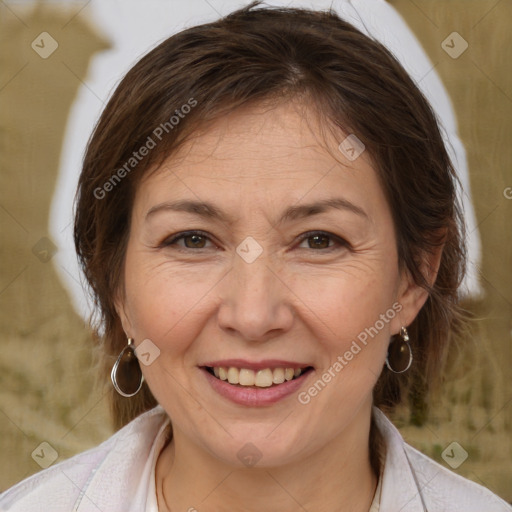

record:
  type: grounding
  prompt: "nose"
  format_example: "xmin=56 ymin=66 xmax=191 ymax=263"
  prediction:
xmin=217 ymin=249 xmax=294 ymax=342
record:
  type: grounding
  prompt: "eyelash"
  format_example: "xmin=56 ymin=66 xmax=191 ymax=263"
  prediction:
xmin=160 ymin=230 xmax=350 ymax=253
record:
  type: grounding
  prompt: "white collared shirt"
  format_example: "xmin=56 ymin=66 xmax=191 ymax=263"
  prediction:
xmin=1 ymin=406 xmax=510 ymax=511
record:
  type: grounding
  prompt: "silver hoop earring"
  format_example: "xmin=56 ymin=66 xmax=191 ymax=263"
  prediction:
xmin=111 ymin=338 xmax=144 ymax=397
xmin=385 ymin=326 xmax=412 ymax=373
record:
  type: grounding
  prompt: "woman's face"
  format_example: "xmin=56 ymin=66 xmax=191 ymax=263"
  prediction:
xmin=118 ymin=101 xmax=423 ymax=467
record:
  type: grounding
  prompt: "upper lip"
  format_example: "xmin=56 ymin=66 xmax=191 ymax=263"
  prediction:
xmin=201 ymin=359 xmax=313 ymax=371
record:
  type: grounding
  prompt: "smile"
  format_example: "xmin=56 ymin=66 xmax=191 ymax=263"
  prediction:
xmin=205 ymin=366 xmax=313 ymax=387
xmin=199 ymin=363 xmax=315 ymax=407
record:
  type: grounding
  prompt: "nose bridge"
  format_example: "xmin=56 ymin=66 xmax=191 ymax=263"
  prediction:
xmin=234 ymin=249 xmax=275 ymax=302
xmin=217 ymin=245 xmax=292 ymax=340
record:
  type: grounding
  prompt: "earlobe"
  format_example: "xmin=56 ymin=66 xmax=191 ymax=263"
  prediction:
xmin=394 ymin=272 xmax=429 ymax=330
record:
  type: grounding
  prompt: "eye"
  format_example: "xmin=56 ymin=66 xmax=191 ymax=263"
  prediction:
xmin=161 ymin=230 xmax=215 ymax=250
xmin=160 ymin=230 xmax=349 ymax=252
xmin=296 ymin=231 xmax=349 ymax=251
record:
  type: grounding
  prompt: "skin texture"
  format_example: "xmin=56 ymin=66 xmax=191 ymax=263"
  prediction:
xmin=116 ymin=100 xmax=436 ymax=512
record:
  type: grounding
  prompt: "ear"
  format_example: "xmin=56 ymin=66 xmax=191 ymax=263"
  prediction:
xmin=113 ymin=288 xmax=133 ymax=338
xmin=390 ymin=241 xmax=445 ymax=334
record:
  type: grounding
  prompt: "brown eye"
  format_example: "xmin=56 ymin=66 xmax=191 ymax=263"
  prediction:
xmin=307 ymin=234 xmax=331 ymax=249
xmin=161 ymin=230 xmax=214 ymax=250
xmin=297 ymin=231 xmax=349 ymax=251
xmin=183 ymin=234 xmax=207 ymax=248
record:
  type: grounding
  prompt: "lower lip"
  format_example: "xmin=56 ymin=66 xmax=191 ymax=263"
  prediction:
xmin=200 ymin=367 xmax=314 ymax=407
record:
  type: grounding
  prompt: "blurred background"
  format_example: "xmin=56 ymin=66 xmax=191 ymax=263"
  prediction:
xmin=0 ymin=0 xmax=511 ymax=502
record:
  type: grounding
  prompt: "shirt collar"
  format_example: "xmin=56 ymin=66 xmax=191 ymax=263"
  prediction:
xmin=79 ymin=406 xmax=427 ymax=512
xmin=373 ymin=407 xmax=427 ymax=512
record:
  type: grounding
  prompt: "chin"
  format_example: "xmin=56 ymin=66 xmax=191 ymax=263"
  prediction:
xmin=207 ymin=430 xmax=306 ymax=469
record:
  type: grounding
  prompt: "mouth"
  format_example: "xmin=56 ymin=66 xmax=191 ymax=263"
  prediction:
xmin=201 ymin=365 xmax=315 ymax=388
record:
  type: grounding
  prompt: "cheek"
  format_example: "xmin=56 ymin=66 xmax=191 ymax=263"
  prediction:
xmin=292 ymin=258 xmax=400 ymax=343
xmin=291 ymin=257 xmax=400 ymax=396
xmin=122 ymin=250 xmax=211 ymax=345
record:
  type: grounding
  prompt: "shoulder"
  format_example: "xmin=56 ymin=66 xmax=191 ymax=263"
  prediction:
xmin=373 ymin=407 xmax=512 ymax=512
xmin=0 ymin=406 xmax=169 ymax=512
xmin=403 ymin=442 xmax=511 ymax=511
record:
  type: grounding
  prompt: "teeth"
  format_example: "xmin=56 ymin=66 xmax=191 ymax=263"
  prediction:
xmin=239 ymin=368 xmax=255 ymax=386
xmin=254 ymin=369 xmax=273 ymax=387
xmin=272 ymin=368 xmax=285 ymax=384
xmin=218 ymin=367 xmax=228 ymax=381
xmin=227 ymin=367 xmax=239 ymax=384
xmin=211 ymin=366 xmax=305 ymax=387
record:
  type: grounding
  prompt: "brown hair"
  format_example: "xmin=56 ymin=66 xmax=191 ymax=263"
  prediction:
xmin=74 ymin=1 xmax=466 ymax=473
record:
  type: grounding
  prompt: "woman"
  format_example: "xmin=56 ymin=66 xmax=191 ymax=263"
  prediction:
xmin=1 ymin=2 xmax=510 ymax=511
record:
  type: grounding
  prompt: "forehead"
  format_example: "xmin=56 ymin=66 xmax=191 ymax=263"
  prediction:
xmin=136 ymin=100 xmax=385 ymax=220
xmin=161 ymin=101 xmax=363 ymax=174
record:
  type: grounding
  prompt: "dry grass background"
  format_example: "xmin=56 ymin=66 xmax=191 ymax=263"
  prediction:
xmin=0 ymin=0 xmax=511 ymax=503
xmin=0 ymin=1 xmax=113 ymax=491
xmin=390 ymin=0 xmax=512 ymax=500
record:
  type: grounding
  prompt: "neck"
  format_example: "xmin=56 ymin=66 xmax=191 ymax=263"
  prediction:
xmin=156 ymin=404 xmax=378 ymax=512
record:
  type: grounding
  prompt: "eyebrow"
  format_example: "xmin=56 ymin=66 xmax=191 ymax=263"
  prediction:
xmin=145 ymin=197 xmax=369 ymax=224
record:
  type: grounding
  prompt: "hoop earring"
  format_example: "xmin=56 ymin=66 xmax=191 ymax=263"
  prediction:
xmin=111 ymin=338 xmax=144 ymax=397
xmin=386 ymin=326 xmax=412 ymax=373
